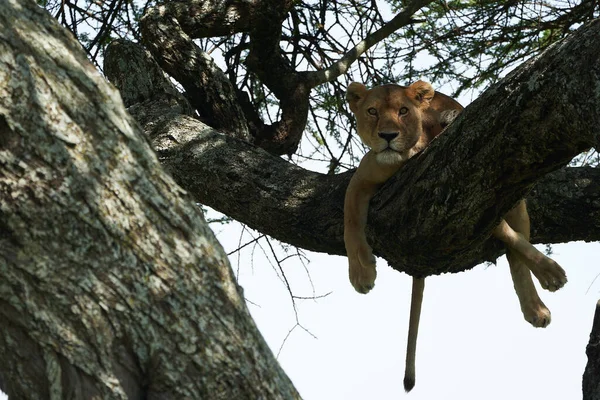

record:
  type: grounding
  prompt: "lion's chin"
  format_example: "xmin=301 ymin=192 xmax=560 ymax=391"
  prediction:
xmin=375 ymin=149 xmax=406 ymax=165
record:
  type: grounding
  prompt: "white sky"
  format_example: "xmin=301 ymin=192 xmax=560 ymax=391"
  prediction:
xmin=216 ymin=218 xmax=600 ymax=400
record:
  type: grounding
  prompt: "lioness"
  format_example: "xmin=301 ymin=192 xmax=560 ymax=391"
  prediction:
xmin=344 ymin=81 xmax=568 ymax=392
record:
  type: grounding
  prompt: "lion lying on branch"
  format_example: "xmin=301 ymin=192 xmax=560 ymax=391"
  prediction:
xmin=343 ymin=81 xmax=568 ymax=392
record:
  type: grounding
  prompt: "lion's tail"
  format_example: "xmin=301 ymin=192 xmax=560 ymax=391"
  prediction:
xmin=403 ymin=277 xmax=425 ymax=392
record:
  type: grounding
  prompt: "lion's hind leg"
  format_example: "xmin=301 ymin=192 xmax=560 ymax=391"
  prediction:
xmin=505 ymin=250 xmax=552 ymax=327
xmin=499 ymin=200 xmax=567 ymax=291
xmin=493 ymin=200 xmax=566 ymax=327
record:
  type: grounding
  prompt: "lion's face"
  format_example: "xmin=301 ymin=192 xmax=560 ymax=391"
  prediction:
xmin=346 ymin=81 xmax=435 ymax=165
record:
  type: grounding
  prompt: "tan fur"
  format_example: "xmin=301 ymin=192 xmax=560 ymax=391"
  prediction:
xmin=344 ymin=81 xmax=568 ymax=392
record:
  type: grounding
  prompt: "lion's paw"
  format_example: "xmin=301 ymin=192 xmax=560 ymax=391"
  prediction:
xmin=529 ymin=256 xmax=567 ymax=292
xmin=522 ymin=300 xmax=551 ymax=328
xmin=348 ymin=243 xmax=377 ymax=294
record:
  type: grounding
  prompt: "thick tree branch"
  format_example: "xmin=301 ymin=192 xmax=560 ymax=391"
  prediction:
xmin=140 ymin=4 xmax=250 ymax=140
xmin=245 ymin=0 xmax=296 ymax=98
xmin=154 ymin=124 xmax=600 ymax=272
xmin=153 ymin=0 xmax=252 ymax=38
xmin=104 ymin=39 xmax=194 ymax=119
xmin=243 ymin=0 xmax=310 ymax=155
xmin=140 ymin=0 xmax=308 ymax=155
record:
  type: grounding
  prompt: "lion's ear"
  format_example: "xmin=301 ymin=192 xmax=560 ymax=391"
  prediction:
xmin=346 ymin=82 xmax=368 ymax=113
xmin=408 ymin=80 xmax=434 ymax=108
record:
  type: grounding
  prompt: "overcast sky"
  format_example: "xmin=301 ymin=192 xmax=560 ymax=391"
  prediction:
xmin=218 ymin=218 xmax=599 ymax=400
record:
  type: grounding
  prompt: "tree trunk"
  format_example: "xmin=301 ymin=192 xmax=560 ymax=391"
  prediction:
xmin=584 ymin=301 xmax=600 ymax=400
xmin=0 ymin=1 xmax=299 ymax=399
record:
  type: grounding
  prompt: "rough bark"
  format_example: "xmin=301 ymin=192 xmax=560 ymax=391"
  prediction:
xmin=584 ymin=300 xmax=600 ymax=400
xmin=0 ymin=1 xmax=300 ymax=399
xmin=106 ymin=19 xmax=600 ymax=278
xmin=139 ymin=7 xmax=250 ymax=141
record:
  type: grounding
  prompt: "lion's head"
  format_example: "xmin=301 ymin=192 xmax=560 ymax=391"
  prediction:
xmin=346 ymin=81 xmax=435 ymax=165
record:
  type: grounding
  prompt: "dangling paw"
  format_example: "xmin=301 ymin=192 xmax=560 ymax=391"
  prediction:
xmin=521 ymin=299 xmax=552 ymax=328
xmin=528 ymin=255 xmax=567 ymax=292
xmin=348 ymin=242 xmax=377 ymax=294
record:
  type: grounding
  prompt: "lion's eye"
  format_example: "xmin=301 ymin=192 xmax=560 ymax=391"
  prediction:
xmin=399 ymin=107 xmax=409 ymax=115
xmin=367 ymin=108 xmax=378 ymax=116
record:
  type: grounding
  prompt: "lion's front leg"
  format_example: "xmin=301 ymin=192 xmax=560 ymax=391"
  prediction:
xmin=346 ymin=237 xmax=377 ymax=294
xmin=344 ymin=152 xmax=400 ymax=294
xmin=344 ymin=175 xmax=379 ymax=294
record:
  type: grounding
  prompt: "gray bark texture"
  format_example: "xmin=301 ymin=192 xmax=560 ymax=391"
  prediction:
xmin=0 ymin=1 xmax=300 ymax=399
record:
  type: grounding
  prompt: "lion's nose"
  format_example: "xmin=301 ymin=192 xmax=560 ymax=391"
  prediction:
xmin=378 ymin=132 xmax=399 ymax=143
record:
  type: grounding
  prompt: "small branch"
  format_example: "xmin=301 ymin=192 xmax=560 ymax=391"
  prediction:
xmin=227 ymin=234 xmax=266 ymax=256
xmin=305 ymin=0 xmax=436 ymax=87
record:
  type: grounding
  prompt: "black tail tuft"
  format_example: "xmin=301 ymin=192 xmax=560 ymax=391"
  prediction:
xmin=403 ymin=376 xmax=415 ymax=392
